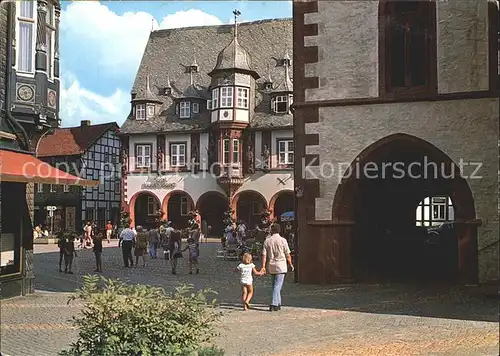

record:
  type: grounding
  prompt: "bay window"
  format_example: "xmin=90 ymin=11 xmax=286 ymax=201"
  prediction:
xmin=170 ymin=143 xmax=186 ymax=167
xmin=193 ymin=102 xmax=199 ymax=113
xmin=135 ymin=144 xmax=151 ymax=168
xmin=220 ymin=87 xmax=233 ymax=108
xmin=212 ymin=89 xmax=219 ymax=109
xmin=180 ymin=101 xmax=190 ymax=118
xmin=17 ymin=1 xmax=36 ymax=74
xmin=237 ymin=88 xmax=249 ymax=108
xmin=207 ymin=99 xmax=212 ymax=110
xmin=278 ymin=139 xmax=294 ymax=165
xmin=46 ymin=3 xmax=55 ymax=79
xmin=232 ymin=139 xmax=240 ymax=163
xmin=136 ymin=104 xmax=146 ymax=120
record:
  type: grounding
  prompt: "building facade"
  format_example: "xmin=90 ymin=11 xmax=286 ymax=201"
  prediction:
xmin=36 ymin=121 xmax=121 ymax=232
xmin=1 ymin=1 xmax=96 ymax=299
xmin=119 ymin=17 xmax=295 ymax=234
xmin=294 ymin=0 xmax=499 ymax=284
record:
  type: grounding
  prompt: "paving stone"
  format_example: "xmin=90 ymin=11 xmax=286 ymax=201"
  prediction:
xmin=0 ymin=241 xmax=498 ymax=356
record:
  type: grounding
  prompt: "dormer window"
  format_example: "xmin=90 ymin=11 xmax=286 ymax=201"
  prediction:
xmin=282 ymin=58 xmax=291 ymax=67
xmin=180 ymin=101 xmax=190 ymax=118
xmin=272 ymin=96 xmax=288 ymax=113
xmin=163 ymin=87 xmax=171 ymax=95
xmin=264 ymin=82 xmax=273 ymax=91
xmin=193 ymin=102 xmax=199 ymax=113
xmin=136 ymin=104 xmax=146 ymax=120
xmin=220 ymin=87 xmax=233 ymax=108
xmin=236 ymin=88 xmax=249 ymax=109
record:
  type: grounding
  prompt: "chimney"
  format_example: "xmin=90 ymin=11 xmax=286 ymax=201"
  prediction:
xmin=81 ymin=120 xmax=91 ymax=127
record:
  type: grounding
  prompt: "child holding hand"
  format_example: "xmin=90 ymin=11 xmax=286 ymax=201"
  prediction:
xmin=234 ymin=253 xmax=264 ymax=311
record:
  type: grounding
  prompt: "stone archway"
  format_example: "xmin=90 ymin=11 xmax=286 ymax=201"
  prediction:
xmin=162 ymin=190 xmax=195 ymax=229
xmin=269 ymin=190 xmax=295 ymax=221
xmin=331 ymin=133 xmax=478 ymax=284
xmin=130 ymin=191 xmax=162 ymax=229
xmin=196 ymin=191 xmax=229 ymax=237
xmin=231 ymin=190 xmax=268 ymax=228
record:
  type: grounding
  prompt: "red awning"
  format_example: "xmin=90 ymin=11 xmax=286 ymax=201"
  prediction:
xmin=0 ymin=149 xmax=99 ymax=187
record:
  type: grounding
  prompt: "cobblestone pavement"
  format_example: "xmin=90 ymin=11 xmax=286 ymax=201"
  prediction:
xmin=1 ymin=240 xmax=498 ymax=356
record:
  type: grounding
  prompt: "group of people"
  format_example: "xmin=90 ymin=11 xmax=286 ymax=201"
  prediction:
xmin=235 ymin=223 xmax=294 ymax=311
xmin=119 ymin=218 xmax=201 ymax=275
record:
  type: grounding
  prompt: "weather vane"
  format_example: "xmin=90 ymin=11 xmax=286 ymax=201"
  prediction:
xmin=233 ymin=9 xmax=241 ymax=21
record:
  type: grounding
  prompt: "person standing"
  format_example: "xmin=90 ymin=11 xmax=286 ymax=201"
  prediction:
xmin=169 ymin=224 xmax=182 ymax=275
xmin=134 ymin=226 xmax=148 ymax=267
xmin=148 ymin=226 xmax=160 ymax=259
xmin=93 ymin=232 xmax=103 ymax=272
xmin=261 ymin=223 xmax=294 ymax=312
xmin=63 ymin=234 xmax=78 ymax=274
xmin=105 ymin=221 xmax=113 ymax=243
xmin=57 ymin=231 xmax=65 ymax=272
xmin=162 ymin=221 xmax=174 ymax=260
xmin=120 ymin=220 xmax=136 ymax=267
xmin=84 ymin=221 xmax=93 ymax=248
xmin=182 ymin=237 xmax=199 ymax=274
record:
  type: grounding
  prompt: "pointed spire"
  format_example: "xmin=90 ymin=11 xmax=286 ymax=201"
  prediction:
xmin=151 ymin=18 xmax=154 ymax=32
xmin=165 ymin=75 xmax=171 ymax=88
xmin=233 ymin=9 xmax=241 ymax=39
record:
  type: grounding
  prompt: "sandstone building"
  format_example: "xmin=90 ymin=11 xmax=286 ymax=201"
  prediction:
xmin=293 ymin=0 xmax=499 ymax=284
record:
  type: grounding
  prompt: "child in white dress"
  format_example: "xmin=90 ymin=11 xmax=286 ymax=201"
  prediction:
xmin=234 ymin=253 xmax=264 ymax=310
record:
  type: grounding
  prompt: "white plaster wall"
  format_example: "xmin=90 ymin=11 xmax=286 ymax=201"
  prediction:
xmin=125 ymin=172 xmax=224 ymax=206
xmin=436 ymin=0 xmax=490 ymax=93
xmin=304 ymin=0 xmax=379 ymax=101
xmin=235 ymin=171 xmax=294 ymax=205
xmin=271 ymin=130 xmax=294 ymax=168
xmin=199 ymin=133 xmax=209 ymax=170
xmin=219 ymin=109 xmax=233 ymax=121
xmin=304 ymin=0 xmax=493 ymax=101
xmin=235 ymin=109 xmax=249 ymax=122
xmin=165 ymin=134 xmax=191 ymax=170
xmin=129 ymin=135 xmax=157 ymax=171
xmin=303 ymin=98 xmax=499 ymax=281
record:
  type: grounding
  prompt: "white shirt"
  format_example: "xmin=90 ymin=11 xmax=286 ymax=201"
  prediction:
xmin=262 ymin=233 xmax=290 ymax=274
xmin=237 ymin=263 xmax=255 ymax=285
xmin=120 ymin=228 xmax=136 ymax=241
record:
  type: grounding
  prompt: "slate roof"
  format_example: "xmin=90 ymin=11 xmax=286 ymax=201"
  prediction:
xmin=37 ymin=122 xmax=119 ymax=157
xmin=120 ymin=18 xmax=293 ymax=135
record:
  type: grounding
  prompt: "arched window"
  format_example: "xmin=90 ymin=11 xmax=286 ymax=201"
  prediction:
xmin=380 ymin=0 xmax=436 ymax=96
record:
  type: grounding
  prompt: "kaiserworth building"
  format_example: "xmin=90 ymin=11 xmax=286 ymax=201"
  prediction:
xmin=119 ymin=16 xmax=294 ymax=235
xmin=294 ymin=0 xmax=499 ymax=284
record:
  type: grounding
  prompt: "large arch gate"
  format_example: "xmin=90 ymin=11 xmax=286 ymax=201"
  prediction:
xmin=331 ymin=133 xmax=478 ymax=284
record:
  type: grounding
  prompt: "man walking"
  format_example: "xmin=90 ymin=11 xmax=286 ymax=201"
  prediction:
xmin=120 ymin=220 xmax=136 ymax=267
xmin=261 ymin=223 xmax=294 ymax=311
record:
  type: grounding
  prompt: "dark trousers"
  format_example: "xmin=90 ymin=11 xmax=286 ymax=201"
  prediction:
xmin=94 ymin=251 xmax=102 ymax=271
xmin=64 ymin=254 xmax=73 ymax=272
xmin=122 ymin=240 xmax=134 ymax=267
xmin=59 ymin=249 xmax=64 ymax=270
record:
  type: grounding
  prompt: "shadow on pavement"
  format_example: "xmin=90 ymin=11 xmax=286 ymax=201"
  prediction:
xmin=33 ymin=244 xmax=499 ymax=323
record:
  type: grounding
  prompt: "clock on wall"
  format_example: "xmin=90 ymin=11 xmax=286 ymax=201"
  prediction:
xmin=48 ymin=90 xmax=57 ymax=108
xmin=17 ymin=84 xmax=34 ymax=102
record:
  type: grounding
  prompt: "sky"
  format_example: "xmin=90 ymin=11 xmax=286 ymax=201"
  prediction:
xmin=59 ymin=1 xmax=292 ymax=128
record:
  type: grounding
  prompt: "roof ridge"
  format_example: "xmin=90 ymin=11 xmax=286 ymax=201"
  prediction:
xmin=151 ymin=17 xmax=292 ymax=35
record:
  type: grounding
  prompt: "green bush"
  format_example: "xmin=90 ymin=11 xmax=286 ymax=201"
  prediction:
xmin=60 ymin=275 xmax=223 ymax=356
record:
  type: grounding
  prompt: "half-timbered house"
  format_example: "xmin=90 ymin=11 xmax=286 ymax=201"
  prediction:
xmin=36 ymin=121 xmax=121 ymax=232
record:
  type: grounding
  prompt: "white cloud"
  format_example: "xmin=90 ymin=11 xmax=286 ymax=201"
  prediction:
xmin=59 ymin=2 xmax=224 ymax=127
xmin=159 ymin=9 xmax=222 ymax=29
xmin=59 ymin=71 xmax=129 ymax=128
